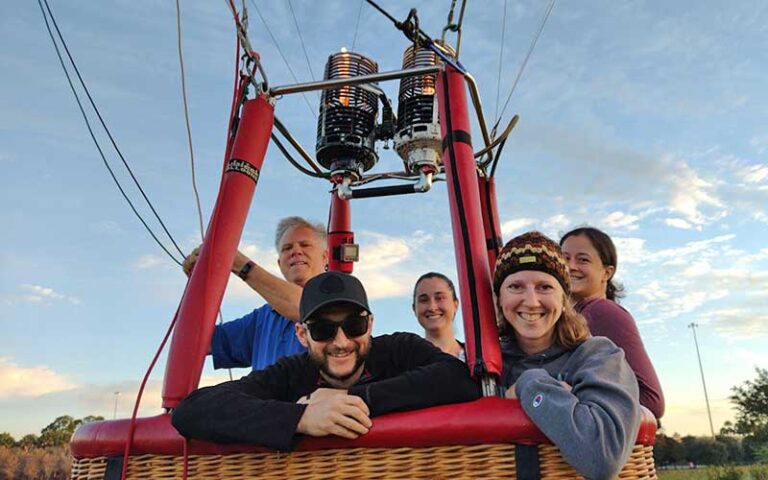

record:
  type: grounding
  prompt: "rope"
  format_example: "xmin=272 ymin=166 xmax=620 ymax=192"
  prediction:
xmin=248 ymin=0 xmax=316 ymax=117
xmin=493 ymin=0 xmax=556 ymax=134
xmin=175 ymin=0 xmax=206 ymax=240
xmin=37 ymin=0 xmax=184 ymax=266
xmin=351 ymin=0 xmax=365 ymax=51
xmin=286 ymin=0 xmax=319 ymax=102
xmin=493 ymin=0 xmax=508 ymax=124
xmin=119 ymin=305 xmax=182 ymax=479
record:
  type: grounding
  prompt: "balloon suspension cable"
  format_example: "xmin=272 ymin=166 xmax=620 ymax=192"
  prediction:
xmin=441 ymin=0 xmax=468 ymax=58
xmin=225 ymin=0 xmax=268 ymax=91
xmin=364 ymin=0 xmax=467 ymax=75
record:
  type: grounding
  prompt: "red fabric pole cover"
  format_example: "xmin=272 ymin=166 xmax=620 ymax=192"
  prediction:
xmin=161 ymin=97 xmax=274 ymax=408
xmin=327 ymin=192 xmax=354 ymax=273
xmin=437 ymin=67 xmax=502 ymax=380
xmin=478 ymin=174 xmax=503 ymax=273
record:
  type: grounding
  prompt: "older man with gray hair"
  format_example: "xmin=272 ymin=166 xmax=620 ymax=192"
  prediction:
xmin=183 ymin=216 xmax=327 ymax=371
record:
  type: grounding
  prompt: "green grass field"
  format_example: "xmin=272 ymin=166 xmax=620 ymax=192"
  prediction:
xmin=658 ymin=464 xmax=768 ymax=480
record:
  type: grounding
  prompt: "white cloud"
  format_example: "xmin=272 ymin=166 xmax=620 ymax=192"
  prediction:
xmin=3 ymin=284 xmax=81 ymax=305
xmin=664 ymin=218 xmax=693 ymax=230
xmin=681 ymin=260 xmax=712 ymax=278
xmin=612 ymin=237 xmax=647 ymax=265
xmin=500 ymin=217 xmax=537 ymax=237
xmin=701 ymin=308 xmax=768 ymax=340
xmin=133 ymin=254 xmax=166 ymax=269
xmin=633 ymin=280 xmax=669 ymax=303
xmin=0 ymin=357 xmax=77 ymax=399
xmin=622 ymin=232 xmax=768 ymax=335
xmin=543 ymin=214 xmax=570 ymax=231
xmin=739 ymin=164 xmax=768 ymax=184
xmin=656 ymin=234 xmax=735 ymax=260
xmin=602 ymin=211 xmax=639 ymax=231
xmin=666 ymin=158 xmax=725 ymax=226
xmin=355 ymin=231 xmax=433 ymax=300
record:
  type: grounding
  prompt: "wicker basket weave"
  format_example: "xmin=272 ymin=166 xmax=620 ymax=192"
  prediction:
xmin=70 ymin=443 xmax=656 ymax=479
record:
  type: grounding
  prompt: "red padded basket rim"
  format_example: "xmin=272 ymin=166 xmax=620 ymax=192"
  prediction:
xmin=71 ymin=397 xmax=656 ymax=458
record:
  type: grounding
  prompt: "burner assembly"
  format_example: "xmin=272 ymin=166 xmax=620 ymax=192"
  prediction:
xmin=395 ymin=43 xmax=452 ymax=175
xmin=315 ymin=50 xmax=381 ymax=178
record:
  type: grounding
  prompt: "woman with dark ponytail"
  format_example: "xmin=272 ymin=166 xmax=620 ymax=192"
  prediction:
xmin=560 ymin=227 xmax=665 ymax=420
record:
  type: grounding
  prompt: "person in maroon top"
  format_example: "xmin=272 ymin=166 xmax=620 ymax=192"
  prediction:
xmin=560 ymin=226 xmax=665 ymax=420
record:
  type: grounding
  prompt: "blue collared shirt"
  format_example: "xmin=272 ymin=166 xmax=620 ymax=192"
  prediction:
xmin=210 ymin=304 xmax=307 ymax=371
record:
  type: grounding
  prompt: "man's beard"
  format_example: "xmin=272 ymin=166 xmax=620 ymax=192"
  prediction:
xmin=311 ymin=338 xmax=371 ymax=386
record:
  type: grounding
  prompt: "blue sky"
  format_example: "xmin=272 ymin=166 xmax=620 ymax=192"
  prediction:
xmin=1 ymin=0 xmax=767 ymax=438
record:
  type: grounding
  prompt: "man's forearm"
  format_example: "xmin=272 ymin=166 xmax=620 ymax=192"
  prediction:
xmin=235 ymin=258 xmax=302 ymax=321
xmin=172 ymin=383 xmax=305 ymax=450
xmin=351 ymin=358 xmax=479 ymax=416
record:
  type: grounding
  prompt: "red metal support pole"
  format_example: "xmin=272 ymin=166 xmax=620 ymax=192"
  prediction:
xmin=161 ymin=96 xmax=274 ymax=409
xmin=437 ymin=65 xmax=502 ymax=392
xmin=478 ymin=174 xmax=503 ymax=273
xmin=327 ymin=191 xmax=354 ymax=273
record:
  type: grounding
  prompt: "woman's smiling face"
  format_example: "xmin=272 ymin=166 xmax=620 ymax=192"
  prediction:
xmin=413 ymin=277 xmax=458 ymax=334
xmin=561 ymin=234 xmax=614 ymax=302
xmin=498 ymin=270 xmax=564 ymax=355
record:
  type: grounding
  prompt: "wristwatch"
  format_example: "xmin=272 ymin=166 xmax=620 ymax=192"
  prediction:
xmin=237 ymin=261 xmax=255 ymax=280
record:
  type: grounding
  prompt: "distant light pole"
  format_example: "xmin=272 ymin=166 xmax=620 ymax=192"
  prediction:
xmin=688 ymin=322 xmax=715 ymax=437
xmin=113 ymin=391 xmax=120 ymax=419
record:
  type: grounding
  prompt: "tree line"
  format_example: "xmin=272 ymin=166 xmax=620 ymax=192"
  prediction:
xmin=0 ymin=415 xmax=102 ymax=480
xmin=655 ymin=367 xmax=768 ymax=468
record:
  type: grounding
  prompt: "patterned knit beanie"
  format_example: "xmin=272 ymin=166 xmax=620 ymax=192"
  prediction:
xmin=493 ymin=231 xmax=571 ymax=295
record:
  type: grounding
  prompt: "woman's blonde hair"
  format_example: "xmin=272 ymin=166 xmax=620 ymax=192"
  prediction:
xmin=496 ymin=290 xmax=589 ymax=349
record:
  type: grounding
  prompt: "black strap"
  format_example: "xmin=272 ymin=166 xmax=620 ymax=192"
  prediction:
xmin=486 ymin=236 xmax=503 ymax=251
xmin=103 ymin=456 xmax=123 ymax=480
xmin=515 ymin=444 xmax=541 ymax=480
xmin=442 ymin=129 xmax=472 ymax=152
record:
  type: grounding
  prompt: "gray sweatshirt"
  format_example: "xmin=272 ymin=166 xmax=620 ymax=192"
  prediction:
xmin=501 ymin=336 xmax=641 ymax=480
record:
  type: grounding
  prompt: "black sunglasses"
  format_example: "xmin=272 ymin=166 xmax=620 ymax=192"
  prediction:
xmin=303 ymin=311 xmax=370 ymax=342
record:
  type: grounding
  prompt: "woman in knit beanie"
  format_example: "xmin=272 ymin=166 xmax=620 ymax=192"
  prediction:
xmin=493 ymin=231 xmax=642 ymax=480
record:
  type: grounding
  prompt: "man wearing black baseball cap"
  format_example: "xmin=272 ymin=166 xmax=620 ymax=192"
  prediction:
xmin=172 ymin=271 xmax=480 ymax=450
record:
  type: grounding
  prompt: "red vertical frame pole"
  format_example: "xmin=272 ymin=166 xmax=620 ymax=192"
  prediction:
xmin=437 ymin=65 xmax=502 ymax=389
xmin=327 ymin=191 xmax=354 ymax=273
xmin=478 ymin=174 xmax=503 ymax=273
xmin=161 ymin=96 xmax=274 ymax=408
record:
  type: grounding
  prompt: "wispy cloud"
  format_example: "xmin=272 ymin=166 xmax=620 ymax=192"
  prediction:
xmin=700 ymin=306 xmax=768 ymax=340
xmin=664 ymin=218 xmax=694 ymax=230
xmin=3 ymin=284 xmax=81 ymax=305
xmin=602 ymin=211 xmax=640 ymax=231
xmin=0 ymin=357 xmax=77 ymax=399
xmin=133 ymin=254 xmax=167 ymax=269
xmin=621 ymin=234 xmax=768 ymax=337
xmin=500 ymin=218 xmax=537 ymax=237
